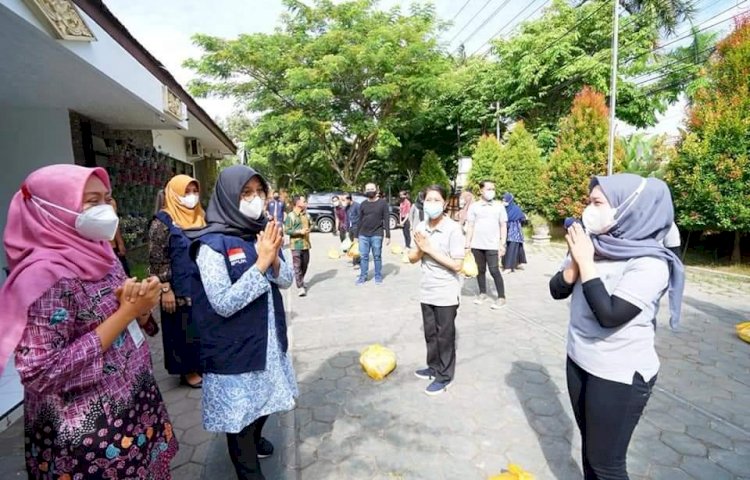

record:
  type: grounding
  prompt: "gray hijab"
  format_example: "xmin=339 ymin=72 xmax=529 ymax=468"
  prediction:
xmin=590 ymin=173 xmax=685 ymax=329
xmin=185 ymin=165 xmax=269 ymax=241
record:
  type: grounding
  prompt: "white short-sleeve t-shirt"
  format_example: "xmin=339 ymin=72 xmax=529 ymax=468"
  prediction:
xmin=467 ymin=201 xmax=508 ymax=250
xmin=567 ymin=256 xmax=670 ymax=385
xmin=415 ymin=217 xmax=466 ymax=306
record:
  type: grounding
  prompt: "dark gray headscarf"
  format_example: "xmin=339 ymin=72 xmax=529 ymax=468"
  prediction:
xmin=185 ymin=165 xmax=269 ymax=241
xmin=589 ymin=173 xmax=685 ymax=329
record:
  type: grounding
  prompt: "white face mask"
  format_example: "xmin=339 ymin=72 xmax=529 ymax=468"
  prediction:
xmin=179 ymin=193 xmax=200 ymax=209
xmin=239 ymin=196 xmax=264 ymax=220
xmin=33 ymin=197 xmax=119 ymax=241
xmin=483 ymin=190 xmax=495 ymax=201
xmin=582 ymin=179 xmax=647 ymax=235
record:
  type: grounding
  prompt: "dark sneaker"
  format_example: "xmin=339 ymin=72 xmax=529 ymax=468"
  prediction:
xmin=355 ymin=277 xmax=366 ymax=286
xmin=374 ymin=276 xmax=383 ymax=285
xmin=414 ymin=368 xmax=435 ymax=380
xmin=424 ymin=380 xmax=451 ymax=396
xmin=256 ymin=437 xmax=274 ymax=459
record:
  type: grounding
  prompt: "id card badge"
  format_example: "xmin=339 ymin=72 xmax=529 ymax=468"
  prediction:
xmin=127 ymin=320 xmax=146 ymax=348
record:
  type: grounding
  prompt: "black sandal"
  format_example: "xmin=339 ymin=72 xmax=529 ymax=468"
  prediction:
xmin=179 ymin=375 xmax=203 ymax=389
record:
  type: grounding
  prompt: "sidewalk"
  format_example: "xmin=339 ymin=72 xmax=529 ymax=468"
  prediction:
xmin=1 ymin=232 xmax=749 ymax=479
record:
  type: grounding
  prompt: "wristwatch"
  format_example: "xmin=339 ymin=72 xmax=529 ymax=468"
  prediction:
xmin=161 ymin=285 xmax=171 ymax=293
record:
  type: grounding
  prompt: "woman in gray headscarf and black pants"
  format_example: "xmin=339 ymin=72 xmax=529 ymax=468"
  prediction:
xmin=549 ymin=174 xmax=684 ymax=480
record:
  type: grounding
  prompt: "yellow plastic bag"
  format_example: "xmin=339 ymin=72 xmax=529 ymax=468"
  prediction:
xmin=737 ymin=322 xmax=750 ymax=344
xmin=390 ymin=244 xmax=404 ymax=255
xmin=359 ymin=344 xmax=397 ymax=380
xmin=328 ymin=248 xmax=341 ymax=259
xmin=347 ymin=240 xmax=360 ymax=259
xmin=461 ymin=252 xmax=478 ymax=277
xmin=488 ymin=464 xmax=534 ymax=480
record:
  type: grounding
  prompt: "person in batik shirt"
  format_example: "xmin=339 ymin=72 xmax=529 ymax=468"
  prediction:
xmin=0 ymin=164 xmax=177 ymax=479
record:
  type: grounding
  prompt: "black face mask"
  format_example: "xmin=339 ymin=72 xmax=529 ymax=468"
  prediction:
xmin=366 ymin=191 xmax=376 ymax=198
xmin=273 ymin=195 xmax=279 ymax=200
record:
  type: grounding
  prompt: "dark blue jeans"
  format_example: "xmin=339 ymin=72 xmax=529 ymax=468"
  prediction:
xmin=358 ymin=235 xmax=383 ymax=281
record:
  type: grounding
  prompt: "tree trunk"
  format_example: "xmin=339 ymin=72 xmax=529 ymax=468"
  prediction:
xmin=731 ymin=231 xmax=742 ymax=265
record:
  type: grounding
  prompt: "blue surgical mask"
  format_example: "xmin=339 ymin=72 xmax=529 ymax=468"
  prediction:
xmin=424 ymin=202 xmax=444 ymax=219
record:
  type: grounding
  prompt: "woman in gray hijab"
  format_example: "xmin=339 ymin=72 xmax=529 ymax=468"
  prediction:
xmin=187 ymin=166 xmax=298 ymax=480
xmin=548 ymin=173 xmax=684 ymax=480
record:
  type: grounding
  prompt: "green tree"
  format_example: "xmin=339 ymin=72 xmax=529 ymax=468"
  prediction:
xmin=467 ymin=135 xmax=501 ymax=191
xmin=666 ymin=18 xmax=750 ymax=264
xmin=185 ymin=0 xmax=448 ymax=188
xmin=412 ymin=151 xmax=451 ymax=198
xmin=620 ymin=133 xmax=675 ymax=178
xmin=546 ymin=87 xmax=621 ymax=220
xmin=492 ymin=122 xmax=547 ymax=213
xmin=481 ymin=0 xmax=697 ymax=146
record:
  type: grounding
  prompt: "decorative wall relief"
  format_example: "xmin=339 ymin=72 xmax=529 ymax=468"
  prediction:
xmin=23 ymin=0 xmax=96 ymax=41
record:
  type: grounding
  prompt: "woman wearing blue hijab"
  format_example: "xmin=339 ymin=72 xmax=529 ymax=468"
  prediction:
xmin=548 ymin=173 xmax=684 ymax=480
xmin=501 ymin=193 xmax=527 ymax=273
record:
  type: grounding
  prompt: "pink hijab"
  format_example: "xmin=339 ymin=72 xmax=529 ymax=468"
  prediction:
xmin=0 ymin=165 xmax=117 ymax=375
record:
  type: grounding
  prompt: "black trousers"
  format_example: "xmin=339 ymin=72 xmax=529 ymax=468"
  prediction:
xmin=471 ymin=248 xmax=505 ymax=298
xmin=402 ymin=219 xmax=412 ymax=249
xmin=421 ymin=303 xmax=458 ymax=383
xmin=226 ymin=415 xmax=268 ymax=480
xmin=291 ymin=249 xmax=310 ymax=288
xmin=566 ymin=358 xmax=655 ymax=480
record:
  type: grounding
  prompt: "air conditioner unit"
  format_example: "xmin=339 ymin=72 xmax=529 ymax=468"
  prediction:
xmin=186 ymin=138 xmax=203 ymax=157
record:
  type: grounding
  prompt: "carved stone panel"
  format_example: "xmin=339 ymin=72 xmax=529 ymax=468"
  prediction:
xmin=162 ymin=85 xmax=186 ymax=121
xmin=23 ymin=0 xmax=96 ymax=41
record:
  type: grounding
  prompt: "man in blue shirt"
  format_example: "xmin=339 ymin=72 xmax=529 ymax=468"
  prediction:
xmin=266 ymin=191 xmax=286 ymax=224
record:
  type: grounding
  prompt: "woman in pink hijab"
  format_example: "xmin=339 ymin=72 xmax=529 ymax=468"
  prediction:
xmin=0 ymin=165 xmax=178 ymax=479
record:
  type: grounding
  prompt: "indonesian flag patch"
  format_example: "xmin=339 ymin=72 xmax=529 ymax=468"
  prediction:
xmin=228 ymin=247 xmax=247 ymax=266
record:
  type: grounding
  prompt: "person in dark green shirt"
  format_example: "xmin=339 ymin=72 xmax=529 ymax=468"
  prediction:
xmin=284 ymin=195 xmax=312 ymax=296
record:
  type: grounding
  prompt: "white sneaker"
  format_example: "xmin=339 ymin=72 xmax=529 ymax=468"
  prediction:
xmin=298 ymin=288 xmax=307 ymax=297
xmin=473 ymin=294 xmax=488 ymax=305
xmin=491 ymin=298 xmax=507 ymax=310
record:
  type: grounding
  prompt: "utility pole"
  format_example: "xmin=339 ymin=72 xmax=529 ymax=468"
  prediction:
xmin=495 ymin=100 xmax=500 ymax=140
xmin=607 ymin=0 xmax=619 ymax=176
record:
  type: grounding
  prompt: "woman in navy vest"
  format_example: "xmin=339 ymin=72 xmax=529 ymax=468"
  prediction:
xmin=187 ymin=165 xmax=297 ymax=480
xmin=148 ymin=174 xmax=206 ymax=388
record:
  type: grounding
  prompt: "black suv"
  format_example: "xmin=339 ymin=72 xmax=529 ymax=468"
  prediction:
xmin=306 ymin=192 xmax=400 ymax=233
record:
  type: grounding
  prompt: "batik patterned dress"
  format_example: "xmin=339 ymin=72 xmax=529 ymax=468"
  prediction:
xmin=14 ymin=264 xmax=177 ymax=480
xmin=195 ymin=247 xmax=298 ymax=433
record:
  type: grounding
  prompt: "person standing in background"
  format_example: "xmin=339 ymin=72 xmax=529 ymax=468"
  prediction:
xmin=457 ymin=191 xmax=474 ymax=231
xmin=501 ymin=192 xmax=528 ymax=273
xmin=356 ymin=183 xmax=391 ymax=285
xmin=464 ymin=180 xmax=508 ymax=309
xmin=267 ymin=190 xmax=286 ymax=225
xmin=148 ymin=174 xmax=206 ymax=388
xmin=108 ymin=197 xmax=131 ymax=276
xmin=663 ymin=222 xmax=681 ymax=257
xmin=400 ymin=191 xmax=413 ymax=249
xmin=345 ymin=194 xmax=361 ymax=269
xmin=285 ymin=195 xmax=312 ymax=296
xmin=334 ymin=195 xmax=349 ymax=241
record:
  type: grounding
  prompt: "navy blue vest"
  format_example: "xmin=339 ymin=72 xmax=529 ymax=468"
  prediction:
xmin=191 ymin=233 xmax=288 ymax=374
xmin=155 ymin=211 xmax=198 ymax=298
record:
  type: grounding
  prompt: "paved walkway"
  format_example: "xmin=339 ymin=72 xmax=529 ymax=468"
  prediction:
xmin=1 ymin=232 xmax=749 ymax=479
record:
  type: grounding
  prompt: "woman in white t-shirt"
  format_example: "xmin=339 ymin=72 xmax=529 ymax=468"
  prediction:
xmin=549 ymin=174 xmax=685 ymax=480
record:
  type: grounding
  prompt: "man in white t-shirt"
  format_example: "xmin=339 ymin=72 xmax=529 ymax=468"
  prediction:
xmin=464 ymin=180 xmax=508 ymax=309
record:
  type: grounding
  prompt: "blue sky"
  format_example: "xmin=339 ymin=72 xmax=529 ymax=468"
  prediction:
xmin=104 ymin=0 xmax=747 ymax=135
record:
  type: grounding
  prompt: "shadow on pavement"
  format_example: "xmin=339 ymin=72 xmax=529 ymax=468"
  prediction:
xmin=682 ymin=295 xmax=750 ymax=325
xmin=506 ymin=361 xmax=581 ymax=480
xmin=306 ymin=269 xmax=337 ymax=289
xmin=381 ymin=263 xmax=401 ymax=278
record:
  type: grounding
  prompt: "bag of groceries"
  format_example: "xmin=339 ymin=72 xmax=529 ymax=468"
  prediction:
xmin=488 ymin=463 xmax=535 ymax=480
xmin=359 ymin=344 xmax=397 ymax=380
xmin=461 ymin=252 xmax=478 ymax=277
xmin=347 ymin=240 xmax=360 ymax=259
xmin=736 ymin=322 xmax=750 ymax=344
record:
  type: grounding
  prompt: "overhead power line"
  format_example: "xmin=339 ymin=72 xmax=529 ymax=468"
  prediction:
xmin=448 ymin=0 xmax=493 ymax=45
xmin=450 ymin=0 xmax=473 ymax=22
xmin=459 ymin=0 xmax=514 ymax=47
xmin=473 ymin=0 xmax=552 ymax=56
